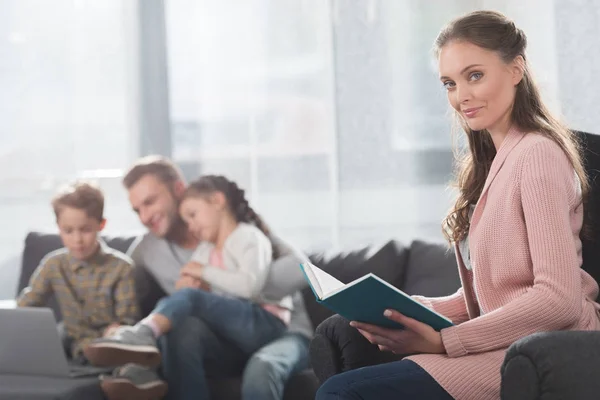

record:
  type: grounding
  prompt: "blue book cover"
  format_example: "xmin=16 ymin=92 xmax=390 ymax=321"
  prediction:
xmin=300 ymin=262 xmax=453 ymax=331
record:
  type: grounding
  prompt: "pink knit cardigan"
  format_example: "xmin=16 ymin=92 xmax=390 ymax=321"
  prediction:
xmin=407 ymin=127 xmax=600 ymax=399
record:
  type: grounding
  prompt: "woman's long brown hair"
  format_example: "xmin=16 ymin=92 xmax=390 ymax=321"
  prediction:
xmin=436 ymin=11 xmax=588 ymax=243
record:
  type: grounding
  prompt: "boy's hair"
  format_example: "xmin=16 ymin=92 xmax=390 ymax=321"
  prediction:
xmin=122 ymin=155 xmax=185 ymax=189
xmin=52 ymin=181 xmax=104 ymax=222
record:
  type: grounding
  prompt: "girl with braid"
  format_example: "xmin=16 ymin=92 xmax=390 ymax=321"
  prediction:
xmin=86 ymin=175 xmax=291 ymax=400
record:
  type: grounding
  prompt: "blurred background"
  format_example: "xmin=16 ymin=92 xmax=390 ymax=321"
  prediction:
xmin=1 ymin=0 xmax=599 ymax=298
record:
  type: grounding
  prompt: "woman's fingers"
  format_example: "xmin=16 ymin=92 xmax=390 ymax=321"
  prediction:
xmin=384 ymin=310 xmax=433 ymax=337
xmin=351 ymin=321 xmax=399 ymax=341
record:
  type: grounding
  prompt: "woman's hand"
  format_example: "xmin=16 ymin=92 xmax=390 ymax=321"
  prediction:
xmin=350 ymin=309 xmax=445 ymax=355
xmin=180 ymin=261 xmax=204 ymax=280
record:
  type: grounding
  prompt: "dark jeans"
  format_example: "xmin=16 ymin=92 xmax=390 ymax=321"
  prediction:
xmin=153 ymin=288 xmax=289 ymax=400
xmin=242 ymin=333 xmax=311 ymax=400
xmin=313 ymin=315 xmax=452 ymax=400
xmin=316 ymin=359 xmax=454 ymax=400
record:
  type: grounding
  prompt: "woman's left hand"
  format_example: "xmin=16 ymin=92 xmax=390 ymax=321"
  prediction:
xmin=350 ymin=309 xmax=446 ymax=355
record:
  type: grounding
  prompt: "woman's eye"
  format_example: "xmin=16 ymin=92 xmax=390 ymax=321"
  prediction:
xmin=443 ymin=81 xmax=455 ymax=90
xmin=469 ymin=72 xmax=483 ymax=81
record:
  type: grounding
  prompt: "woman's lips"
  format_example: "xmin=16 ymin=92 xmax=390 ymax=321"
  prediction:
xmin=462 ymin=107 xmax=482 ymax=118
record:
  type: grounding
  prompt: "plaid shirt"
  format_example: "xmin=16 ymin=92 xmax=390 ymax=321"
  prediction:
xmin=17 ymin=242 xmax=140 ymax=357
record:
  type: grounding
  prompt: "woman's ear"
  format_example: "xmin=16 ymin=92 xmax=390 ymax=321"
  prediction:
xmin=511 ymin=55 xmax=525 ymax=86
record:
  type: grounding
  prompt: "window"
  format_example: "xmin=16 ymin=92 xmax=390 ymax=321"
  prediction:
xmin=166 ymin=0 xmax=338 ymax=250
xmin=0 ymin=0 xmax=140 ymax=297
xmin=165 ymin=0 xmax=570 ymax=251
xmin=2 ymin=0 xmax=599 ymax=299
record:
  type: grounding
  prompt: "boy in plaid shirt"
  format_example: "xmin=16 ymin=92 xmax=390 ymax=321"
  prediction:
xmin=17 ymin=181 xmax=139 ymax=364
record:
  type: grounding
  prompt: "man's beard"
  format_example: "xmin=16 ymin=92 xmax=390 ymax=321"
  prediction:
xmin=164 ymin=214 xmax=188 ymax=243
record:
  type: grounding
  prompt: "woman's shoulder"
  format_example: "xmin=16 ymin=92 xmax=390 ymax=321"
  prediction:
xmin=518 ymin=131 xmax=566 ymax=155
xmin=514 ymin=131 xmax=572 ymax=169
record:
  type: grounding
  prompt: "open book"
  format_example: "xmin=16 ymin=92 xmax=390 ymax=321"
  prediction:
xmin=300 ymin=262 xmax=453 ymax=331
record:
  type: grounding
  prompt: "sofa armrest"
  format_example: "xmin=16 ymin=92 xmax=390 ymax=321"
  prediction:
xmin=501 ymin=331 xmax=600 ymax=400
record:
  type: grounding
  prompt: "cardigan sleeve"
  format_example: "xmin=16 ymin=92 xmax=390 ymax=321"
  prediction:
xmin=440 ymin=141 xmax=584 ymax=357
xmin=413 ymin=288 xmax=470 ymax=325
xmin=201 ymin=225 xmax=273 ymax=299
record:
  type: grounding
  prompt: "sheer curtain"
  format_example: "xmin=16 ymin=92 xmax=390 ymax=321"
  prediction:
xmin=1 ymin=0 xmax=599 ymax=299
xmin=165 ymin=0 xmax=338 ymax=250
xmin=165 ymin=0 xmax=600 ymax=252
xmin=0 ymin=0 xmax=140 ymax=297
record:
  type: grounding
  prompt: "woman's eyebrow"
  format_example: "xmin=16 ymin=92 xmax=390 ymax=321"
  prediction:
xmin=440 ymin=64 xmax=484 ymax=80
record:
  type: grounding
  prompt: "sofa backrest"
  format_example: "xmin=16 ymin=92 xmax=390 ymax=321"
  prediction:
xmin=401 ymin=240 xmax=461 ymax=297
xmin=578 ymin=131 xmax=600 ymax=296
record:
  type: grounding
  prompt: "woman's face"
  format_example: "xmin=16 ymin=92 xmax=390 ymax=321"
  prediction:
xmin=438 ymin=40 xmax=523 ymax=134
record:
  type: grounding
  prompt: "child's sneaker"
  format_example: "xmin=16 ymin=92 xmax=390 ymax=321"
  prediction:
xmin=84 ymin=325 xmax=160 ymax=367
xmin=100 ymin=363 xmax=167 ymax=400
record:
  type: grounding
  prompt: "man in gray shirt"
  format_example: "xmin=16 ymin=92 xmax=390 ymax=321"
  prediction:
xmin=113 ymin=155 xmax=313 ymax=400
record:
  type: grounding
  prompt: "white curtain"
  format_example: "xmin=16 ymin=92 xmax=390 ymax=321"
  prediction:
xmin=1 ymin=0 xmax=599 ymax=298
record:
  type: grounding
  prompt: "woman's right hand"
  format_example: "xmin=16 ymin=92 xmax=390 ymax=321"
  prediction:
xmin=350 ymin=310 xmax=445 ymax=355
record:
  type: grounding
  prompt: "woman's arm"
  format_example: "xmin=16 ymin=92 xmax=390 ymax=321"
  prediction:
xmin=413 ymin=287 xmax=470 ymax=325
xmin=441 ymin=141 xmax=584 ymax=357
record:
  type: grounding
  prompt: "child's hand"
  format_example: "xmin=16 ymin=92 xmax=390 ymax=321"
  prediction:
xmin=175 ymin=275 xmax=211 ymax=291
xmin=181 ymin=261 xmax=204 ymax=280
xmin=103 ymin=323 xmax=121 ymax=337
xmin=176 ymin=275 xmax=200 ymax=290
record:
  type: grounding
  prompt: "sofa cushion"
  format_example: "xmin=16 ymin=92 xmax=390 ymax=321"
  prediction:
xmin=0 ymin=374 xmax=103 ymax=400
xmin=303 ymin=240 xmax=409 ymax=329
xmin=17 ymin=232 xmax=137 ymax=321
xmin=401 ymin=240 xmax=460 ymax=297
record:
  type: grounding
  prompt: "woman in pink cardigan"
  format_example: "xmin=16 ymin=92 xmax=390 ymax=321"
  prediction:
xmin=315 ymin=10 xmax=600 ymax=400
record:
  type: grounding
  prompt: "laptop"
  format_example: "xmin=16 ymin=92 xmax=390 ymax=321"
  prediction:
xmin=0 ymin=307 xmax=113 ymax=378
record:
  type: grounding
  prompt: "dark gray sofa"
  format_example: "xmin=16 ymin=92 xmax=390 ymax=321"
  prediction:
xmin=3 ymin=233 xmax=461 ymax=400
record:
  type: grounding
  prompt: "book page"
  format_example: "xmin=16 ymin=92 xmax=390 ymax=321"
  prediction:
xmin=301 ymin=263 xmax=323 ymax=298
xmin=309 ymin=264 xmax=345 ymax=299
xmin=301 ymin=262 xmax=346 ymax=300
